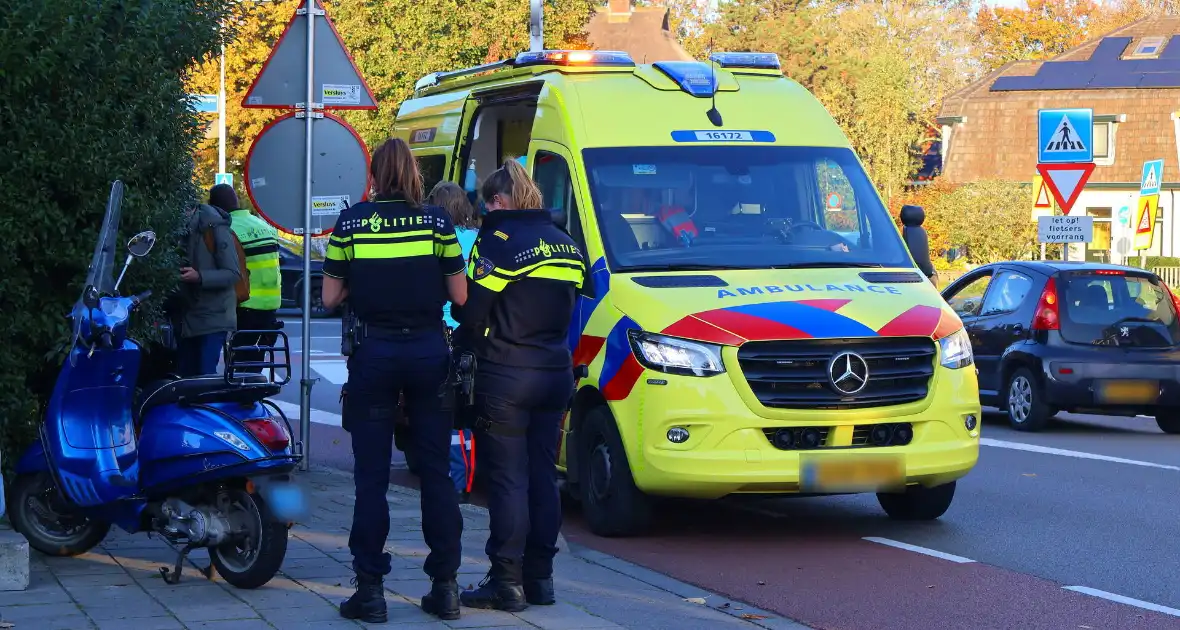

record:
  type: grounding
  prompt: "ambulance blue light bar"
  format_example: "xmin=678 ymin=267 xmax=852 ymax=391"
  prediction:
xmin=709 ymin=52 xmax=781 ymax=70
xmin=514 ymin=50 xmax=635 ymax=68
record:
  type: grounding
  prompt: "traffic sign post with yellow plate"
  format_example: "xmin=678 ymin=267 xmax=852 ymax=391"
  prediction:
xmin=1031 ymin=173 xmax=1056 ymax=220
xmin=1134 ymin=193 xmax=1160 ymax=251
xmin=1134 ymin=159 xmax=1164 ymax=251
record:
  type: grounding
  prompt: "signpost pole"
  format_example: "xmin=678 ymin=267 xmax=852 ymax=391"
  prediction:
xmin=298 ymin=3 xmax=318 ymax=472
xmin=218 ymin=45 xmax=227 ymax=175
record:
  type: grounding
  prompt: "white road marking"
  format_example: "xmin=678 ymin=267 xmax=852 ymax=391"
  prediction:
xmin=271 ymin=399 xmax=342 ymax=427
xmin=311 ymin=359 xmax=349 ymax=385
xmin=862 ymin=537 xmax=976 ymax=563
xmin=981 ymin=438 xmax=1180 ymax=472
xmin=1064 ymin=586 xmax=1180 ymax=618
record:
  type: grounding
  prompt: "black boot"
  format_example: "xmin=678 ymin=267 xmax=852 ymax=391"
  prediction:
xmin=420 ymin=577 xmax=461 ymax=620
xmin=523 ymin=577 xmax=555 ymax=605
xmin=523 ymin=556 xmax=555 ymax=605
xmin=460 ymin=557 xmax=528 ymax=612
xmin=340 ymin=569 xmax=387 ymax=623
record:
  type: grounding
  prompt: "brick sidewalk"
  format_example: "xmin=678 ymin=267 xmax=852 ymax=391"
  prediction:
xmin=0 ymin=467 xmax=810 ymax=629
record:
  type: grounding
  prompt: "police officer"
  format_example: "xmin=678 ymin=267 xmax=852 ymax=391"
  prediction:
xmin=320 ymin=138 xmax=469 ymax=623
xmin=209 ymin=184 xmax=283 ymax=373
xmin=453 ymin=159 xmax=585 ymax=612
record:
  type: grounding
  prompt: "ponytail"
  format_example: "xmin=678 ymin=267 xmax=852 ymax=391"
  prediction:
xmin=481 ymin=158 xmax=544 ymax=210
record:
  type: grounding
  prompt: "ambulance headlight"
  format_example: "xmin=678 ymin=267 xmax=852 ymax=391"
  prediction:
xmin=938 ymin=328 xmax=974 ymax=369
xmin=627 ymin=331 xmax=725 ymax=377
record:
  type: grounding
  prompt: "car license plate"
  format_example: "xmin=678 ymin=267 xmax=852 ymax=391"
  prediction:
xmin=800 ymin=455 xmax=905 ymax=493
xmin=1096 ymin=380 xmax=1159 ymax=404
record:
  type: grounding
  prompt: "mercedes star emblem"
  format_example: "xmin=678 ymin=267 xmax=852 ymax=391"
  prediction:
xmin=828 ymin=351 xmax=869 ymax=395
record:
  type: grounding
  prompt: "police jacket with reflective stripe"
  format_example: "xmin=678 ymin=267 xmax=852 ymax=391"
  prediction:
xmin=455 ymin=209 xmax=585 ymax=370
xmin=229 ymin=210 xmax=282 ymax=311
xmin=323 ymin=196 xmax=465 ymax=330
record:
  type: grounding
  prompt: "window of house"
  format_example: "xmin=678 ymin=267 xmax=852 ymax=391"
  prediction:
xmin=1126 ymin=36 xmax=1167 ymax=59
xmin=1093 ymin=122 xmax=1113 ymax=160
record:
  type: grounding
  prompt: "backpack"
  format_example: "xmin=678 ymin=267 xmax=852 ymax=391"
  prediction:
xmin=204 ymin=228 xmax=251 ymax=304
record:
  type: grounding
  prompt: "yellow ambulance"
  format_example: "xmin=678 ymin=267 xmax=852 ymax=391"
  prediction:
xmin=394 ymin=49 xmax=980 ymax=537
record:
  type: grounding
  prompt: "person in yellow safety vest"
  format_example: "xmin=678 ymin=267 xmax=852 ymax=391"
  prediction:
xmin=210 ymin=184 xmax=282 ymax=373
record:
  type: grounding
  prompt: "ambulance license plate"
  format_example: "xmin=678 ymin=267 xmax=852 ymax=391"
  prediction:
xmin=800 ymin=455 xmax=905 ymax=493
xmin=1095 ymin=380 xmax=1158 ymax=404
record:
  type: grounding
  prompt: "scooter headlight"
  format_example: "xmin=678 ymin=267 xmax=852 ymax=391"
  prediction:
xmin=939 ymin=328 xmax=974 ymax=369
xmin=627 ymin=330 xmax=725 ymax=377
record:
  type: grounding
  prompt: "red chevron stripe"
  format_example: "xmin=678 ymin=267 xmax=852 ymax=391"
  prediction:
xmin=877 ymin=305 xmax=942 ymax=337
xmin=795 ymin=299 xmax=852 ymax=312
xmin=662 ymin=316 xmax=747 ymax=346
xmin=602 ymin=354 xmax=644 ymax=401
xmin=695 ymin=308 xmax=811 ymax=341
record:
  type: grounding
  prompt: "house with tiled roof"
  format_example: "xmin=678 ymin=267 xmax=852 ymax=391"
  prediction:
xmin=937 ymin=17 xmax=1180 ymax=264
xmin=585 ymin=0 xmax=693 ymax=63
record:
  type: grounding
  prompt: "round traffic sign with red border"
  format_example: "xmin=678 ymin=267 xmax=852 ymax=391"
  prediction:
xmin=244 ymin=111 xmax=371 ymax=236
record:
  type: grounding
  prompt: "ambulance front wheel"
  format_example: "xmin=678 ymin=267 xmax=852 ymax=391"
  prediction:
xmin=579 ymin=407 xmax=653 ymax=537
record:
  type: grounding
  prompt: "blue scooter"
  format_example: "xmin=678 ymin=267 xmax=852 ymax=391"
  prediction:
xmin=7 ymin=181 xmax=305 ymax=590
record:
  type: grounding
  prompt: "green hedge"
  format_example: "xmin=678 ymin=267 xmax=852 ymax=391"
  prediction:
xmin=0 ymin=0 xmax=237 ymax=474
xmin=1124 ymin=256 xmax=1180 ymax=269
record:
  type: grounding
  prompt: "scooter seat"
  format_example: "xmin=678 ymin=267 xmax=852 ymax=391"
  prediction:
xmin=138 ymin=374 xmax=277 ymax=417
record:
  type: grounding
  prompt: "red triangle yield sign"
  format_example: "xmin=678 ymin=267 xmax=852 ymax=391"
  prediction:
xmin=1036 ymin=163 xmax=1096 ymax=216
xmin=242 ymin=0 xmax=377 ymax=110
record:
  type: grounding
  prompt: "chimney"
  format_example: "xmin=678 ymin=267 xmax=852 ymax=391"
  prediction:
xmin=608 ymin=0 xmax=632 ymax=16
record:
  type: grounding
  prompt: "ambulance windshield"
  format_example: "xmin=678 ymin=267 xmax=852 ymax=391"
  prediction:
xmin=582 ymin=146 xmax=913 ymax=271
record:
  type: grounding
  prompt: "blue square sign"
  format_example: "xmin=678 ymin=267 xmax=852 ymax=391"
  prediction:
xmin=215 ymin=173 xmax=233 ymax=187
xmin=1140 ymin=159 xmax=1163 ymax=196
xmin=1037 ymin=108 xmax=1093 ymax=164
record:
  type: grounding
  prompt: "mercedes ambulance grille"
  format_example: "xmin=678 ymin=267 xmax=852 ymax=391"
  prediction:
xmin=737 ymin=338 xmax=937 ymax=410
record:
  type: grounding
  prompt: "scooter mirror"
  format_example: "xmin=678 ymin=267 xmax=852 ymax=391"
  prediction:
xmin=127 ymin=231 xmax=157 ymax=258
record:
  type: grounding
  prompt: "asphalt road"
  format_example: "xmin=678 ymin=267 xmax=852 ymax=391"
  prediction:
xmin=275 ymin=316 xmax=1180 ymax=629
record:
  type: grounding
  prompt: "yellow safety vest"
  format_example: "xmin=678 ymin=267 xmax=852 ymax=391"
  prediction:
xmin=230 ymin=210 xmax=282 ymax=311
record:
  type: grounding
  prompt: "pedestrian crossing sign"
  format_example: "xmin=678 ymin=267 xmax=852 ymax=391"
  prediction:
xmin=1037 ymin=108 xmax=1093 ymax=164
xmin=1140 ymin=159 xmax=1163 ymax=197
xmin=1133 ymin=194 xmax=1159 ymax=250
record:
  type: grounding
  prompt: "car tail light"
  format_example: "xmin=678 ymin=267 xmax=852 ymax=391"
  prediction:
xmin=243 ymin=416 xmax=291 ymax=451
xmin=1161 ymin=280 xmax=1180 ymax=315
xmin=1032 ymin=277 xmax=1060 ymax=331
xmin=1093 ymin=269 xmax=1125 ymax=275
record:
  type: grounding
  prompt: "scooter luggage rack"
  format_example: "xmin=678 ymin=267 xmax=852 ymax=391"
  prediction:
xmin=224 ymin=329 xmax=293 ymax=386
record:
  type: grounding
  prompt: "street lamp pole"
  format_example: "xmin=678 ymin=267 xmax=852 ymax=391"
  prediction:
xmin=218 ymin=43 xmax=227 ymax=175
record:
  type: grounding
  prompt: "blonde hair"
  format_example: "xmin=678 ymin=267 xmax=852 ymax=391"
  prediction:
xmin=481 ymin=159 xmax=543 ymax=210
xmin=428 ymin=181 xmax=478 ymax=229
xmin=370 ymin=138 xmax=423 ymax=205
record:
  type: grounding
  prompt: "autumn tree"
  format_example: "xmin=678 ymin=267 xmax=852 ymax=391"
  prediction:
xmin=929 ymin=180 xmax=1040 ymax=264
xmin=974 ymin=0 xmax=1164 ymax=73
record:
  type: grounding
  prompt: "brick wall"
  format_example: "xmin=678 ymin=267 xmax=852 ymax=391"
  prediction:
xmin=942 ymin=90 xmax=1179 ymax=184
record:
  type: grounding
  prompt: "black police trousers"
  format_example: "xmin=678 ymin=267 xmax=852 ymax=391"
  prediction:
xmin=343 ymin=330 xmax=462 ymax=579
xmin=474 ymin=362 xmax=573 ymax=577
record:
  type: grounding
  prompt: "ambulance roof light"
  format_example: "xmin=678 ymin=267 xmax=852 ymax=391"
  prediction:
xmin=514 ymin=50 xmax=635 ymax=68
xmin=709 ymin=52 xmax=781 ymax=70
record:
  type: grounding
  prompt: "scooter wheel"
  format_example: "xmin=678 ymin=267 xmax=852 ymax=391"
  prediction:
xmin=209 ymin=487 xmax=288 ymax=589
xmin=7 ymin=472 xmax=111 ymax=556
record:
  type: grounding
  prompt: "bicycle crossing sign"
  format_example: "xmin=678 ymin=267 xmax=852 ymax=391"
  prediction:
xmin=1038 ymin=108 xmax=1093 ymax=164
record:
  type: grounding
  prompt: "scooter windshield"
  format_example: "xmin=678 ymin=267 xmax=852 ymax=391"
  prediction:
xmin=71 ymin=181 xmax=125 ymax=362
